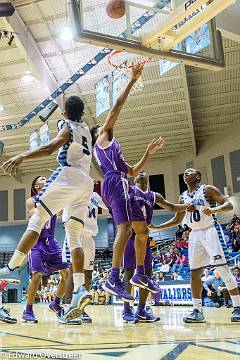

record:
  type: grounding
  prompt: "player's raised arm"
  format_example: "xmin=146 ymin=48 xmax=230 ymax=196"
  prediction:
xmin=1 ymin=126 xmax=70 ymax=175
xmin=98 ymin=61 xmax=145 ymax=143
xmin=202 ymin=185 xmax=233 ymax=216
xmin=127 ymin=137 xmax=164 ymax=177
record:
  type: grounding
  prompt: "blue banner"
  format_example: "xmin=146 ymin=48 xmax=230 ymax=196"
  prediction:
xmin=29 ymin=130 xmax=38 ymax=151
xmin=185 ymin=23 xmax=210 ymax=54
xmin=39 ymin=122 xmax=50 ymax=146
xmin=113 ymin=282 xmax=192 ymax=305
xmin=112 ymin=65 xmax=129 ymax=106
xmin=96 ymin=76 xmax=110 ymax=117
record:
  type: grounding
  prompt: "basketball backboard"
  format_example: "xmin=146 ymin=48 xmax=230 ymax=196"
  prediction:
xmin=69 ymin=0 xmax=236 ymax=71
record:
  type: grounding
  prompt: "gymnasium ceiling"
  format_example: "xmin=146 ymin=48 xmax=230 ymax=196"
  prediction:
xmin=0 ymin=0 xmax=240 ymax=182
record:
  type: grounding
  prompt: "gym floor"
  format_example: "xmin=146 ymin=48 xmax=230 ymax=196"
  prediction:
xmin=0 ymin=304 xmax=239 ymax=359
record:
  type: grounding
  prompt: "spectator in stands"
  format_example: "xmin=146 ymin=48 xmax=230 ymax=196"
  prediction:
xmin=171 ymin=252 xmax=188 ymax=273
xmin=172 ymin=271 xmax=183 ymax=281
xmin=226 ymin=215 xmax=240 ymax=250
xmin=159 ymin=259 xmax=170 ymax=273
xmin=166 ymin=248 xmax=178 ymax=269
xmin=169 ymin=242 xmax=176 ymax=251
xmin=233 ymin=230 xmax=240 ymax=252
xmin=157 ymin=252 xmax=166 ymax=264
xmin=203 ymin=270 xmax=231 ymax=307
xmin=201 ymin=268 xmax=213 ymax=282
xmin=201 ymin=268 xmax=213 ymax=302
xmin=182 ymin=230 xmax=189 ymax=248
xmin=157 ymin=272 xmax=165 ymax=282
xmin=176 ymin=239 xmax=183 ymax=250
xmin=233 ymin=267 xmax=240 ymax=288
xmin=232 ymin=214 xmax=240 ymax=223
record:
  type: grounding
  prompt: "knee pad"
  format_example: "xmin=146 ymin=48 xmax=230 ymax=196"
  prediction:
xmin=65 ymin=218 xmax=84 ymax=252
xmin=217 ymin=266 xmax=238 ymax=291
xmin=27 ymin=207 xmax=50 ymax=235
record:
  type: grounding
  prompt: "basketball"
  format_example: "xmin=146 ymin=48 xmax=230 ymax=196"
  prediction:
xmin=106 ymin=0 xmax=126 ymax=19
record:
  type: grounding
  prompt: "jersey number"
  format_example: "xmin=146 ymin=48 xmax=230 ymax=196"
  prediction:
xmin=190 ymin=210 xmax=201 ymax=223
xmin=82 ymin=136 xmax=90 ymax=156
xmin=89 ymin=208 xmax=96 ymax=219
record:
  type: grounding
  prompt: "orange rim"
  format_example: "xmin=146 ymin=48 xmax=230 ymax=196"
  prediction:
xmin=108 ymin=50 xmax=151 ymax=69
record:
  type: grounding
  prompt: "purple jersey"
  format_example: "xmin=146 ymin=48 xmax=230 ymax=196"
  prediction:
xmin=93 ymin=138 xmax=128 ymax=175
xmin=133 ymin=187 xmax=155 ymax=225
xmin=32 ymin=196 xmax=59 ymax=254
xmin=123 ymin=187 xmax=155 ymax=270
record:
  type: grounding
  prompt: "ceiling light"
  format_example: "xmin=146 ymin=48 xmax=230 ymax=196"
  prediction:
xmin=60 ymin=27 xmax=73 ymax=41
xmin=0 ymin=105 xmax=3 ymax=112
xmin=22 ymin=70 xmax=34 ymax=83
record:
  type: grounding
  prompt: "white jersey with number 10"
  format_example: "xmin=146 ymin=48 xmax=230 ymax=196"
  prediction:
xmin=181 ymin=185 xmax=215 ymax=230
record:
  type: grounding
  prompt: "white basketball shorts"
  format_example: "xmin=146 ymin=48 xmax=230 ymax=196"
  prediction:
xmin=188 ymin=223 xmax=228 ymax=270
xmin=38 ymin=166 xmax=93 ymax=224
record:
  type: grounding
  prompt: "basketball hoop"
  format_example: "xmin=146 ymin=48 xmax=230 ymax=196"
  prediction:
xmin=108 ymin=50 xmax=151 ymax=95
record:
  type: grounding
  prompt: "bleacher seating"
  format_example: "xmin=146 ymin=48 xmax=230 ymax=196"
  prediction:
xmin=0 ymin=251 xmax=14 ymax=266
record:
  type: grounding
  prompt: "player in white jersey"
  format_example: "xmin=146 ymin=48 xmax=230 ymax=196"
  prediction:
xmin=150 ymin=168 xmax=240 ymax=323
xmin=1 ymin=96 xmax=93 ymax=324
xmin=62 ymin=190 xmax=107 ymax=322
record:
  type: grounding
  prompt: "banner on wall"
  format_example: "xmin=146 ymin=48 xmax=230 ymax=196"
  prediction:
xmin=185 ymin=23 xmax=210 ymax=54
xmin=96 ymin=75 xmax=110 ymax=117
xmin=29 ymin=130 xmax=38 ymax=151
xmin=112 ymin=64 xmax=128 ymax=105
xmin=112 ymin=282 xmax=192 ymax=305
xmin=39 ymin=122 xmax=50 ymax=146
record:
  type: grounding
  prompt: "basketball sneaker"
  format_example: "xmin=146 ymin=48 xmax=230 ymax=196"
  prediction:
xmin=62 ymin=286 xmax=92 ymax=321
xmin=122 ymin=306 xmax=138 ymax=324
xmin=0 ymin=307 xmax=17 ymax=324
xmin=135 ymin=306 xmax=160 ymax=323
xmin=103 ymin=279 xmax=134 ymax=302
xmin=183 ymin=309 xmax=206 ymax=323
xmin=0 ymin=266 xmax=21 ymax=285
xmin=231 ymin=307 xmax=240 ymax=322
xmin=130 ymin=274 xmax=161 ymax=294
xmin=22 ymin=310 xmax=38 ymax=323
xmin=57 ymin=310 xmax=82 ymax=325
xmin=80 ymin=311 xmax=92 ymax=323
xmin=48 ymin=301 xmax=62 ymax=315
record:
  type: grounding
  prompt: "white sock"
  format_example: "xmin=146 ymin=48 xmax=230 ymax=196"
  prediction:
xmin=192 ymin=298 xmax=202 ymax=311
xmin=231 ymin=295 xmax=240 ymax=308
xmin=73 ymin=273 xmax=84 ymax=292
xmin=8 ymin=250 xmax=26 ymax=270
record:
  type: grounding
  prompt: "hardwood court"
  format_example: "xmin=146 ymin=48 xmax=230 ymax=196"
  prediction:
xmin=0 ymin=304 xmax=239 ymax=359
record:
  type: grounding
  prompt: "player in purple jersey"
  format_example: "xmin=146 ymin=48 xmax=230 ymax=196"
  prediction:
xmin=23 ymin=176 xmax=69 ymax=323
xmin=122 ymin=172 xmax=189 ymax=323
xmin=91 ymin=61 xmax=164 ymax=301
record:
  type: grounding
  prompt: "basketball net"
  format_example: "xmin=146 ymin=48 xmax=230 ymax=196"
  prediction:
xmin=109 ymin=50 xmax=151 ymax=95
